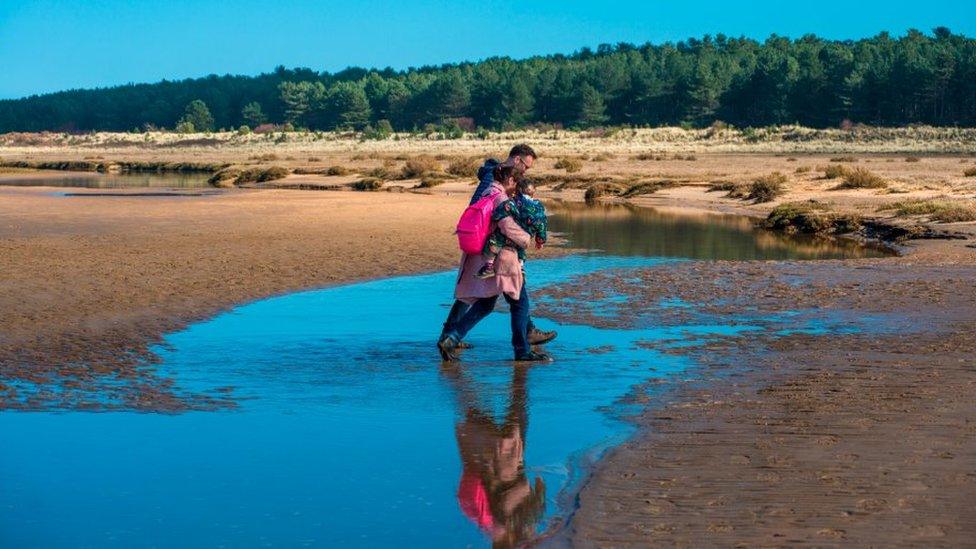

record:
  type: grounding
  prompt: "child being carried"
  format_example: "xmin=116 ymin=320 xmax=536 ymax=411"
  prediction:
xmin=476 ymin=179 xmax=547 ymax=279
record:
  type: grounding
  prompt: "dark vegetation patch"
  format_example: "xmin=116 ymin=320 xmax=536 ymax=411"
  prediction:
xmin=0 ymin=159 xmax=226 ymax=173
xmin=762 ymin=201 xmax=863 ymax=235
xmin=620 ymin=180 xmax=677 ymax=198
xmin=208 ymin=166 xmax=289 ymax=187
xmin=352 ymin=177 xmax=385 ymax=191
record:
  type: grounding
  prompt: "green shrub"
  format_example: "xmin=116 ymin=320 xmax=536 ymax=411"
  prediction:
xmin=326 ymin=165 xmax=349 ymax=176
xmin=747 ymin=172 xmax=787 ymax=203
xmin=236 ymin=125 xmax=251 ymax=136
xmin=401 ymin=155 xmax=441 ymax=178
xmin=834 ymin=167 xmax=886 ymax=189
xmin=352 ymin=177 xmax=384 ymax=191
xmin=362 ymin=120 xmax=394 ymax=140
xmin=762 ymin=202 xmax=862 ymax=235
xmin=554 ymin=157 xmax=583 ymax=173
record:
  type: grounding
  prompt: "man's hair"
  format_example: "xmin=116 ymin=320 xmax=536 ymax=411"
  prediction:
xmin=493 ymin=163 xmax=524 ymax=183
xmin=508 ymin=144 xmax=537 ymax=160
xmin=516 ymin=178 xmax=535 ymax=195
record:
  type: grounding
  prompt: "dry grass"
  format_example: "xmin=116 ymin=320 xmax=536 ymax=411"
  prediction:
xmin=905 ymin=156 xmax=921 ymax=163
xmin=794 ymin=166 xmax=812 ymax=174
xmin=416 ymin=175 xmax=447 ymax=188
xmin=833 ymin=167 xmax=887 ymax=189
xmin=821 ymin=164 xmax=849 ymax=179
xmin=830 ymin=156 xmax=858 ymax=162
xmin=554 ymin=157 xmax=583 ymax=173
xmin=964 ymin=167 xmax=976 ymax=177
xmin=583 ymin=182 xmax=627 ymax=203
xmin=878 ymin=199 xmax=976 ymax=222
xmin=748 ymin=172 xmax=788 ymax=203
xmin=445 ymin=156 xmax=481 ymax=178
xmin=401 ymin=155 xmax=441 ymax=179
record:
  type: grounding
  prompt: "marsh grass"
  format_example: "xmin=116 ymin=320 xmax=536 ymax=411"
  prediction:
xmin=620 ymin=180 xmax=676 ymax=198
xmin=352 ymin=177 xmax=385 ymax=191
xmin=446 ymin=156 xmax=480 ymax=178
xmin=821 ymin=164 xmax=849 ymax=179
xmin=401 ymin=155 xmax=442 ymax=179
xmin=554 ymin=157 xmax=583 ymax=172
xmin=833 ymin=167 xmax=887 ymax=189
xmin=748 ymin=172 xmax=788 ymax=202
xmin=762 ymin=201 xmax=862 ymax=235
xmin=583 ymin=182 xmax=627 ymax=203
xmin=878 ymin=199 xmax=976 ymax=222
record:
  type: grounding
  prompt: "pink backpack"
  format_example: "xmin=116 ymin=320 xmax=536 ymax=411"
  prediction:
xmin=455 ymin=191 xmax=500 ymax=254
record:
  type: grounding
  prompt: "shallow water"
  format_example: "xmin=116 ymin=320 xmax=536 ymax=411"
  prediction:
xmin=0 ymin=206 xmax=884 ymax=548
xmin=0 ymin=172 xmax=211 ymax=189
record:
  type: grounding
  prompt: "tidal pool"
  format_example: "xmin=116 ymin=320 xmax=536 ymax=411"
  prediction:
xmin=0 ymin=205 xmax=885 ymax=548
xmin=0 ymin=172 xmax=211 ymax=189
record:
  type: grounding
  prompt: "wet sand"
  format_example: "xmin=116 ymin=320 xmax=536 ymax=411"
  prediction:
xmin=546 ymin=258 xmax=976 ymax=546
xmin=0 ymin=186 xmax=476 ymax=409
xmin=3 ymin=155 xmax=975 ymax=543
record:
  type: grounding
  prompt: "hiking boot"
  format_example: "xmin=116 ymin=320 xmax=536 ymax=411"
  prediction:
xmin=527 ymin=328 xmax=557 ymax=345
xmin=514 ymin=350 xmax=553 ymax=362
xmin=475 ymin=264 xmax=496 ymax=279
xmin=437 ymin=335 xmax=460 ymax=362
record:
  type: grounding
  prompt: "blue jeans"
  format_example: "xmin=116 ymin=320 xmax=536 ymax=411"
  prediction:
xmin=442 ymin=294 xmax=536 ymax=340
xmin=445 ymin=285 xmax=531 ymax=356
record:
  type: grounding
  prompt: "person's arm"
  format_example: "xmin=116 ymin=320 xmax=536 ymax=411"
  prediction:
xmin=469 ymin=159 xmax=499 ymax=205
xmin=498 ymin=217 xmax=531 ymax=250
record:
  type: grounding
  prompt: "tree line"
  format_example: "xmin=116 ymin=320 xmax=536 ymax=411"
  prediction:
xmin=1 ymin=28 xmax=974 ymax=133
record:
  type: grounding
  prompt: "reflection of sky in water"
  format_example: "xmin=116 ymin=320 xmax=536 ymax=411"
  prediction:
xmin=0 ymin=207 xmax=887 ymax=548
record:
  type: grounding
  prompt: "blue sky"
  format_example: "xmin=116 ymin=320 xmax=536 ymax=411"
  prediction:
xmin=0 ymin=0 xmax=973 ymax=99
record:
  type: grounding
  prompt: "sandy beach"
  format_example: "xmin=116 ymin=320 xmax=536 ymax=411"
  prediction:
xmin=2 ymin=135 xmax=975 ymax=542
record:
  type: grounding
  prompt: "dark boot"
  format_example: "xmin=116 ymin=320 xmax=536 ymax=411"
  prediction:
xmin=437 ymin=334 xmax=460 ymax=362
xmin=527 ymin=327 xmax=557 ymax=345
xmin=514 ymin=350 xmax=554 ymax=362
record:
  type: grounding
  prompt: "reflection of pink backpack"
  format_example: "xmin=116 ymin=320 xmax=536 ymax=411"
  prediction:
xmin=456 ymin=191 xmax=499 ymax=254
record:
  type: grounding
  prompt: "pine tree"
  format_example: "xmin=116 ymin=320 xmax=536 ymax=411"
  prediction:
xmin=241 ymin=101 xmax=266 ymax=127
xmin=178 ymin=99 xmax=214 ymax=132
xmin=575 ymin=82 xmax=608 ymax=127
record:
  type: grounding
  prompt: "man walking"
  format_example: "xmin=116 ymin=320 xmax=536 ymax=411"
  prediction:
xmin=438 ymin=144 xmax=557 ymax=354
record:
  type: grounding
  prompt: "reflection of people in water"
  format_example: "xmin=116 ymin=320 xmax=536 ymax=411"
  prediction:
xmin=443 ymin=364 xmax=546 ymax=548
